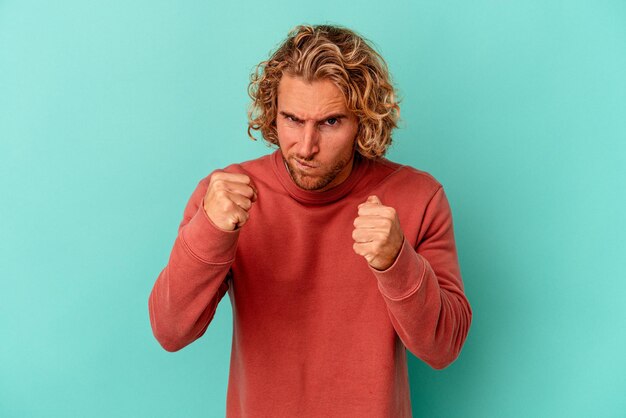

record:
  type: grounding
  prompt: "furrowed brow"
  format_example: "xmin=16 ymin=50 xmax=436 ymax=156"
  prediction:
xmin=319 ymin=113 xmax=346 ymax=122
xmin=279 ymin=111 xmax=347 ymax=123
xmin=279 ymin=111 xmax=302 ymax=122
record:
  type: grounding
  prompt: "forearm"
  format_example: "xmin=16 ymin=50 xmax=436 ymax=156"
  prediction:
xmin=374 ymin=239 xmax=472 ymax=369
xmin=148 ymin=182 xmax=239 ymax=352
xmin=148 ymin=230 xmax=232 ymax=352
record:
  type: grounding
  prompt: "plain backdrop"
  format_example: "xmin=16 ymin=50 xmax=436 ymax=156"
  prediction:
xmin=1 ymin=1 xmax=625 ymax=417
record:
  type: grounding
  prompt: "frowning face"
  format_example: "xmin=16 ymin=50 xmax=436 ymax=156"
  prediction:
xmin=276 ymin=74 xmax=359 ymax=191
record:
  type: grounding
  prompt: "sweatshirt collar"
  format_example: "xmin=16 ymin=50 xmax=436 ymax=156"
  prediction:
xmin=271 ymin=150 xmax=370 ymax=205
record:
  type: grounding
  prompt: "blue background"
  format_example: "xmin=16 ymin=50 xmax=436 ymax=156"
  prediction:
xmin=1 ymin=1 xmax=625 ymax=416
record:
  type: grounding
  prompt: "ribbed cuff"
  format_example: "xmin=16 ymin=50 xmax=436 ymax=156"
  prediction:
xmin=373 ymin=238 xmax=426 ymax=301
xmin=180 ymin=202 xmax=240 ymax=264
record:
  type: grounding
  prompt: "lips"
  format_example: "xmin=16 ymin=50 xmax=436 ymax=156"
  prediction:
xmin=293 ymin=158 xmax=319 ymax=170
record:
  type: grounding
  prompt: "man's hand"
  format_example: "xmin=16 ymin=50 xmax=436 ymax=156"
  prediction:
xmin=203 ymin=172 xmax=257 ymax=231
xmin=352 ymin=195 xmax=404 ymax=271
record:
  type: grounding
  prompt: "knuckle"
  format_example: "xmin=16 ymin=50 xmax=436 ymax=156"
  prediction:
xmin=211 ymin=179 xmax=227 ymax=192
xmin=215 ymin=189 xmax=228 ymax=200
xmin=223 ymin=199 xmax=235 ymax=212
xmin=211 ymin=171 xmax=225 ymax=182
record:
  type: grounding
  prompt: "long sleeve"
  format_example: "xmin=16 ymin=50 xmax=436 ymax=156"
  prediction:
xmin=148 ymin=177 xmax=239 ymax=352
xmin=372 ymin=186 xmax=472 ymax=369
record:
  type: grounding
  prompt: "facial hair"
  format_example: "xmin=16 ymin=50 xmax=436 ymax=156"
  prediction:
xmin=283 ymin=152 xmax=354 ymax=191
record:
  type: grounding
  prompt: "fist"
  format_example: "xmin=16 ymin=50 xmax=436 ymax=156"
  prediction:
xmin=203 ymin=172 xmax=257 ymax=231
xmin=352 ymin=195 xmax=403 ymax=271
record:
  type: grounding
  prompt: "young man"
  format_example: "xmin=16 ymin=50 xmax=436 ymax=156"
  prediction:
xmin=149 ymin=24 xmax=472 ymax=417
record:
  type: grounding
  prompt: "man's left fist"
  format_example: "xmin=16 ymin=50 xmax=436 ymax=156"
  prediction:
xmin=352 ymin=195 xmax=404 ymax=271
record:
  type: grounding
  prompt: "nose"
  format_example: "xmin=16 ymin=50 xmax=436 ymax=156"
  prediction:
xmin=298 ymin=123 xmax=320 ymax=159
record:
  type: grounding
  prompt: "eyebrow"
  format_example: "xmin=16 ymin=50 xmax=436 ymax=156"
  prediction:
xmin=279 ymin=111 xmax=347 ymax=123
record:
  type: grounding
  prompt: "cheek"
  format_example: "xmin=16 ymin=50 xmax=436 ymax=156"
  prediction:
xmin=330 ymin=127 xmax=358 ymax=153
xmin=276 ymin=124 xmax=296 ymax=148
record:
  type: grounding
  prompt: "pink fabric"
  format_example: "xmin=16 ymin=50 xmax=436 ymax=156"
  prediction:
xmin=149 ymin=151 xmax=472 ymax=417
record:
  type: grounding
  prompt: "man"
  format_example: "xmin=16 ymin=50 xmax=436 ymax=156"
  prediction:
xmin=149 ymin=24 xmax=472 ymax=417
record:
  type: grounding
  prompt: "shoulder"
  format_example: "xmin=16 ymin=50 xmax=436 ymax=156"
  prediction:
xmin=365 ymin=159 xmax=453 ymax=239
xmin=370 ymin=157 xmax=443 ymax=197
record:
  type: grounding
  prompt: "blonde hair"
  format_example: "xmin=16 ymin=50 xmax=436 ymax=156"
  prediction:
xmin=247 ymin=24 xmax=400 ymax=159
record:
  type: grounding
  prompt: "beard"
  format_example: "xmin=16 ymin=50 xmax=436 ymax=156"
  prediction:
xmin=283 ymin=152 xmax=354 ymax=191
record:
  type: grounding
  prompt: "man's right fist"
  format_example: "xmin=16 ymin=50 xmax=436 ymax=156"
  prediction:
xmin=203 ymin=172 xmax=257 ymax=231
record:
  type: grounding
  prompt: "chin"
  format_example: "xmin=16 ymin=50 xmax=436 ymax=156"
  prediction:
xmin=283 ymin=155 xmax=347 ymax=191
xmin=292 ymin=173 xmax=333 ymax=191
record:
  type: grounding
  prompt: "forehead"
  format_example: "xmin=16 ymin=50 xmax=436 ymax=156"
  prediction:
xmin=277 ymin=74 xmax=349 ymax=118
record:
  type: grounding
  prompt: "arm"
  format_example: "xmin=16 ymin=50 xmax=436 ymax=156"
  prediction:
xmin=355 ymin=188 xmax=472 ymax=369
xmin=374 ymin=187 xmax=471 ymax=369
xmin=148 ymin=177 xmax=240 ymax=352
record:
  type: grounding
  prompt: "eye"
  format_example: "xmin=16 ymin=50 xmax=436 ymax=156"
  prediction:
xmin=285 ymin=114 xmax=301 ymax=124
xmin=325 ymin=117 xmax=338 ymax=126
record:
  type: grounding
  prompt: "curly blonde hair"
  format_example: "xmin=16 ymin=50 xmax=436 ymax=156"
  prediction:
xmin=247 ymin=24 xmax=400 ymax=159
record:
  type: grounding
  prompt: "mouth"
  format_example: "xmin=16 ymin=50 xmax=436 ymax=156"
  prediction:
xmin=292 ymin=158 xmax=319 ymax=171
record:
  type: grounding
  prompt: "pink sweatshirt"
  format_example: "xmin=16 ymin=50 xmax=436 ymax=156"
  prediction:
xmin=149 ymin=150 xmax=472 ymax=417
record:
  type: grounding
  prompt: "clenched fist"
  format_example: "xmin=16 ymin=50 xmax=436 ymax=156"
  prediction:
xmin=352 ymin=195 xmax=404 ymax=271
xmin=203 ymin=172 xmax=257 ymax=231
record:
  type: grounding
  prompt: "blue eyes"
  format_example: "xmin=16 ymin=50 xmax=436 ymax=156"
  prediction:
xmin=326 ymin=118 xmax=338 ymax=126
